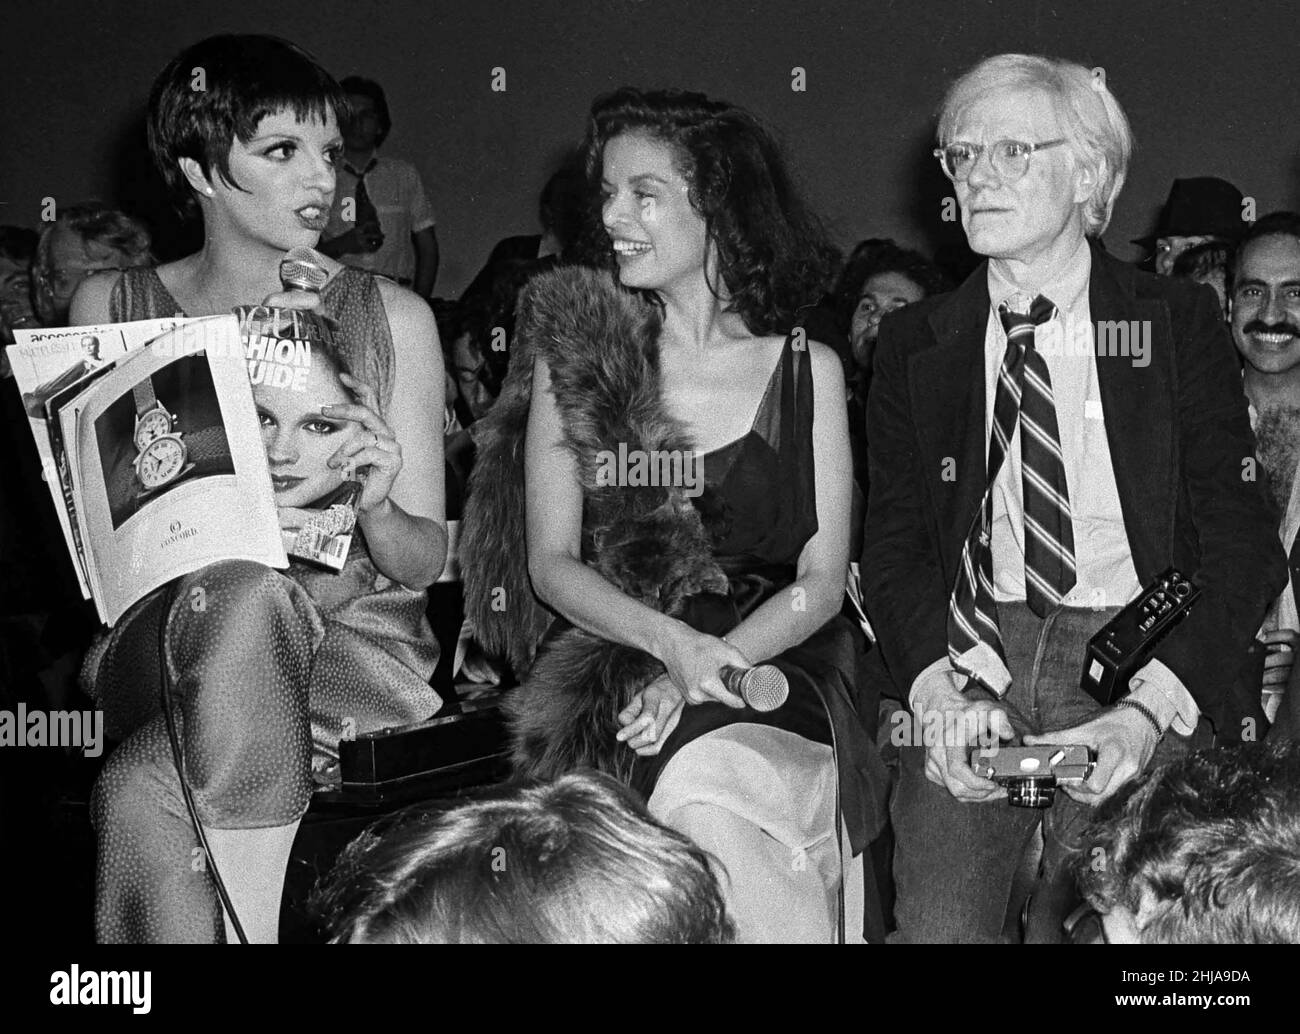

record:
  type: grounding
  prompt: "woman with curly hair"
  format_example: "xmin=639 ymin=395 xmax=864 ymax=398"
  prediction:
xmin=465 ymin=88 xmax=886 ymax=942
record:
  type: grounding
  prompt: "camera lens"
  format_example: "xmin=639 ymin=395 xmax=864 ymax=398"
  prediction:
xmin=1006 ymin=776 xmax=1057 ymax=808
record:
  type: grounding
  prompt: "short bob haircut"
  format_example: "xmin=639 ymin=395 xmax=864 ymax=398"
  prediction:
xmin=937 ymin=54 xmax=1134 ymax=238
xmin=339 ymin=76 xmax=392 ymax=148
xmin=147 ymin=34 xmax=348 ymax=217
xmin=580 ymin=87 xmax=839 ymax=337
xmin=313 ymin=771 xmax=735 ymax=944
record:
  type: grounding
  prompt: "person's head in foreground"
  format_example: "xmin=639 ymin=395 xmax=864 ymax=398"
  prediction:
xmin=315 ymin=771 xmax=736 ymax=943
xmin=1078 ymin=740 xmax=1300 ymax=944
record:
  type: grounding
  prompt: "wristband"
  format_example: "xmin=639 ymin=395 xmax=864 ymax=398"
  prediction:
xmin=1115 ymin=697 xmax=1164 ymax=741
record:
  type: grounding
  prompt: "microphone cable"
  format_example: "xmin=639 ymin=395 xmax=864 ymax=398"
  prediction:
xmin=156 ymin=583 xmax=249 ymax=944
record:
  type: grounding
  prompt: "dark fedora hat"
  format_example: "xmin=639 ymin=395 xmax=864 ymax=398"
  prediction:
xmin=1132 ymin=177 xmax=1247 ymax=249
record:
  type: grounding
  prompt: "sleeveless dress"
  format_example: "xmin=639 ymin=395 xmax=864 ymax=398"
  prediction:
xmin=86 ymin=266 xmax=441 ymax=942
xmin=628 ymin=334 xmax=886 ymax=942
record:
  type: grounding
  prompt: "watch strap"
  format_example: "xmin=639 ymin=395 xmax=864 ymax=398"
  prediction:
xmin=132 ymin=377 xmax=158 ymax=417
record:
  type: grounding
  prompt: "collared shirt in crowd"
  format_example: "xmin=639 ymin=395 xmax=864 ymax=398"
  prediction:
xmin=324 ymin=155 xmax=436 ymax=283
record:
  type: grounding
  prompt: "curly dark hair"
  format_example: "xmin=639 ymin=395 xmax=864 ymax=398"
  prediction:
xmin=832 ymin=238 xmax=952 ymax=338
xmin=576 ymin=87 xmax=838 ymax=336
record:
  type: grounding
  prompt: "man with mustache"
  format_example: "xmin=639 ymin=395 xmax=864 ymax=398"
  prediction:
xmin=1232 ymin=211 xmax=1300 ymax=741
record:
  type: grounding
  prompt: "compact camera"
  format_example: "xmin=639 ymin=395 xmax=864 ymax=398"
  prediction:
xmin=968 ymin=745 xmax=1096 ymax=808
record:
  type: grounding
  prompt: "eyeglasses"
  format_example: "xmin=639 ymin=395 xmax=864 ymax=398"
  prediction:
xmin=34 ymin=265 xmax=128 ymax=296
xmin=933 ymin=139 xmax=1068 ymax=183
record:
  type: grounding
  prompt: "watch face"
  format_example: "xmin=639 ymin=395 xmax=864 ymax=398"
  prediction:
xmin=136 ymin=435 xmax=187 ymax=489
xmin=134 ymin=407 xmax=174 ymax=449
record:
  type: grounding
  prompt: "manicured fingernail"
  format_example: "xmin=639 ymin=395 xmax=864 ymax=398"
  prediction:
xmin=321 ymin=405 xmax=333 ymax=413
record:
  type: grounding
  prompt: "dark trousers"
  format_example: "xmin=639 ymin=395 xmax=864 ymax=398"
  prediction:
xmin=891 ymin=602 xmax=1206 ymax=944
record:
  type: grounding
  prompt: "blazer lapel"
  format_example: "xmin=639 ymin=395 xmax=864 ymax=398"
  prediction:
xmin=910 ymin=265 xmax=991 ymax=551
xmin=1090 ymin=246 xmax=1174 ymax=581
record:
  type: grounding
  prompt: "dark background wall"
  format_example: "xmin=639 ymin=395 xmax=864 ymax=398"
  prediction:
xmin=3 ymin=0 xmax=1298 ymax=296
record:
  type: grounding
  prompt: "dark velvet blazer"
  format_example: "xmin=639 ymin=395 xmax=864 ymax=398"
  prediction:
xmin=861 ymin=241 xmax=1286 ymax=737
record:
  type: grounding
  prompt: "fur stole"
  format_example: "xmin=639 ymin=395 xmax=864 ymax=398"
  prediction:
xmin=460 ymin=265 xmax=729 ymax=781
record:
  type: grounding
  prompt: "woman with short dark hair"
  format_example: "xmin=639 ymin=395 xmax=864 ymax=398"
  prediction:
xmin=72 ymin=34 xmax=447 ymax=944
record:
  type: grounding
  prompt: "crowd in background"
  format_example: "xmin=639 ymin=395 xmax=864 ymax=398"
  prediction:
xmin=3 ymin=58 xmax=1300 ymax=946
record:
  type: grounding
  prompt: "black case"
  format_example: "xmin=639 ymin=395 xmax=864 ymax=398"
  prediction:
xmin=1080 ymin=567 xmax=1201 ymax=705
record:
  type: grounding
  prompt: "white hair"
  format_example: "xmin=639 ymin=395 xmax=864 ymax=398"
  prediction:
xmin=937 ymin=54 xmax=1134 ymax=237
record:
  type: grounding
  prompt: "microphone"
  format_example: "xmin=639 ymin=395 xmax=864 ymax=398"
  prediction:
xmin=720 ymin=664 xmax=789 ymax=712
xmin=280 ymin=246 xmax=330 ymax=293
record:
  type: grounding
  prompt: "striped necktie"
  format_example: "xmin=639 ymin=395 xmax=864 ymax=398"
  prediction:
xmin=947 ymin=293 xmax=1077 ymax=692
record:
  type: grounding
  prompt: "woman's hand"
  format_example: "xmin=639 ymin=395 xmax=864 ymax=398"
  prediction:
xmin=617 ymin=676 xmax=685 ymax=755
xmin=259 ymin=287 xmax=327 ymax=313
xmin=322 ymin=372 xmax=403 ymax=514
xmin=658 ymin=626 xmax=752 ymax=708
xmin=276 ymin=506 xmax=318 ymax=535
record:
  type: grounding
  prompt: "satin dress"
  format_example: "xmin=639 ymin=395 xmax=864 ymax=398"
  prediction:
xmin=85 ymin=267 xmax=442 ymax=942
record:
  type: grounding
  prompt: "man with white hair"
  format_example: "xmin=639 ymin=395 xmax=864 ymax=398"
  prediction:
xmin=33 ymin=202 xmax=152 ymax=327
xmin=862 ymin=54 xmax=1284 ymax=943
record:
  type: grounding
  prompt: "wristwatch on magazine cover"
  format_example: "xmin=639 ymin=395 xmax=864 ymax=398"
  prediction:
xmin=132 ymin=377 xmax=192 ymax=493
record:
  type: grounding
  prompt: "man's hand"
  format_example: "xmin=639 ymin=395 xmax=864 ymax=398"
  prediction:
xmin=1261 ymin=629 xmax=1300 ymax=689
xmin=912 ymin=668 xmax=1014 ymax=802
xmin=1025 ymin=706 xmax=1159 ymax=807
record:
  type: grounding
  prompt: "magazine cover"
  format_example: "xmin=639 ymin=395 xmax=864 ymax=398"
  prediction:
xmin=7 ymin=318 xmax=194 ymax=596
xmin=234 ymin=300 xmax=365 ymax=573
xmin=66 ymin=316 xmax=286 ymax=625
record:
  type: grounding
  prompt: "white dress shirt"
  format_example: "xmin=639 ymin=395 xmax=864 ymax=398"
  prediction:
xmin=912 ymin=236 xmax=1199 ymax=734
xmin=324 ymin=155 xmax=436 ymax=282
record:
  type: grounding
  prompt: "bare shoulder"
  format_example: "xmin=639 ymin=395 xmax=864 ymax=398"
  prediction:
xmin=801 ymin=336 xmax=847 ymax=389
xmin=373 ymin=278 xmax=442 ymax=394
xmin=68 ymin=269 xmax=124 ymax=325
xmin=375 ymin=277 xmax=436 ymax=338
